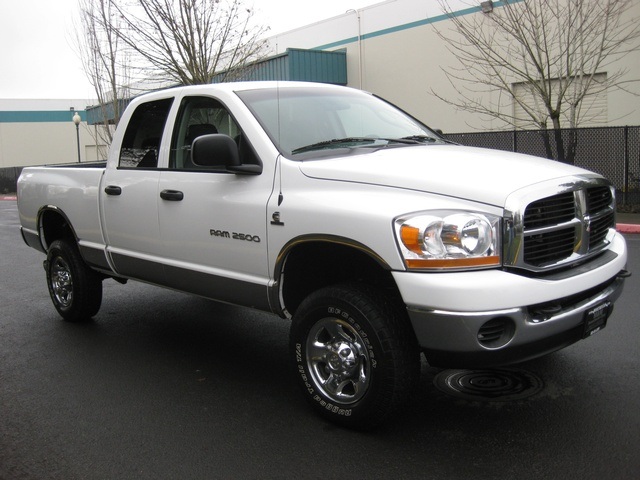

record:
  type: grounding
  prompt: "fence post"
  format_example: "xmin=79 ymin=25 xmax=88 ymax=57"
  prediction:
xmin=513 ymin=130 xmax=517 ymax=153
xmin=624 ymin=126 xmax=629 ymax=206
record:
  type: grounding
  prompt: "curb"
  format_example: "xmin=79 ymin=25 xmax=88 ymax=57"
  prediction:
xmin=616 ymin=224 xmax=640 ymax=234
xmin=0 ymin=195 xmax=17 ymax=201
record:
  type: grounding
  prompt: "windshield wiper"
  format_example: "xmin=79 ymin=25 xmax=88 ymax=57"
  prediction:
xmin=291 ymin=137 xmax=377 ymax=155
xmin=399 ymin=135 xmax=438 ymax=143
xmin=291 ymin=135 xmax=439 ymax=155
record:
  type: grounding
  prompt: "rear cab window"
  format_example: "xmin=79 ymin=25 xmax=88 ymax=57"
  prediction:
xmin=118 ymin=98 xmax=174 ymax=169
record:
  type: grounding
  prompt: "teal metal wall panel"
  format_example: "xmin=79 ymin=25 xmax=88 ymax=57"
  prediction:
xmin=249 ymin=52 xmax=290 ymax=81
xmin=288 ymin=49 xmax=347 ymax=85
xmin=212 ymin=48 xmax=347 ymax=85
xmin=85 ymin=99 xmax=129 ymax=125
xmin=0 ymin=111 xmax=86 ymax=123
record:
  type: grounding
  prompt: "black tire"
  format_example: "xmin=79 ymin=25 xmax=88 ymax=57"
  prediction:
xmin=45 ymin=239 xmax=103 ymax=322
xmin=290 ymin=283 xmax=419 ymax=429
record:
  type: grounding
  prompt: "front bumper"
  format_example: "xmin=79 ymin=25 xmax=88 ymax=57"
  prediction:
xmin=393 ymin=232 xmax=628 ymax=368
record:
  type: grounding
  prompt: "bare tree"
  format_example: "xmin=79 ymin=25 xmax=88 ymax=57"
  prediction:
xmin=434 ymin=0 xmax=640 ymax=163
xmin=109 ymin=0 xmax=269 ymax=87
xmin=76 ymin=0 xmax=132 ymax=155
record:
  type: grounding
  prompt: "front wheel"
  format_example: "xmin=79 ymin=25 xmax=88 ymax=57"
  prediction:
xmin=290 ymin=283 xmax=419 ymax=429
xmin=45 ymin=239 xmax=103 ymax=322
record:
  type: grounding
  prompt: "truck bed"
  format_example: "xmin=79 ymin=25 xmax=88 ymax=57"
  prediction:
xmin=18 ymin=164 xmax=107 ymax=253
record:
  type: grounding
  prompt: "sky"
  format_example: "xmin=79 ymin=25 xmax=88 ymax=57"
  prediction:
xmin=0 ymin=0 xmax=375 ymax=100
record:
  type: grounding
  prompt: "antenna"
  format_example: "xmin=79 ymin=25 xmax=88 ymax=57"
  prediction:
xmin=276 ymin=81 xmax=283 ymax=206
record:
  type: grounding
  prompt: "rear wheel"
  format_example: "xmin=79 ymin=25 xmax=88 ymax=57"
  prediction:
xmin=46 ymin=239 xmax=102 ymax=322
xmin=290 ymin=283 xmax=418 ymax=429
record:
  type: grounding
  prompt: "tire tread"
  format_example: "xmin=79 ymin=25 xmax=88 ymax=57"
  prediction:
xmin=291 ymin=282 xmax=418 ymax=428
xmin=46 ymin=239 xmax=102 ymax=322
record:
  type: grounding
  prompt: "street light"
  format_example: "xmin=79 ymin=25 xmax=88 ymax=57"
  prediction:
xmin=346 ymin=9 xmax=363 ymax=89
xmin=72 ymin=111 xmax=81 ymax=163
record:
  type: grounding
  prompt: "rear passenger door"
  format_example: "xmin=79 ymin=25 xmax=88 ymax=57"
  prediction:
xmin=101 ymin=97 xmax=173 ymax=282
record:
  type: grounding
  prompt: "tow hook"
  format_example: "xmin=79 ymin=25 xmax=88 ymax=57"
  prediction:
xmin=618 ymin=269 xmax=632 ymax=278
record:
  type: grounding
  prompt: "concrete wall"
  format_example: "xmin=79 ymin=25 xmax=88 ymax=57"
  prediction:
xmin=0 ymin=99 xmax=105 ymax=169
xmin=0 ymin=121 xmax=106 ymax=168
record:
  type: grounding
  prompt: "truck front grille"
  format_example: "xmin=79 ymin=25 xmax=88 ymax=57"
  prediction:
xmin=505 ymin=179 xmax=616 ymax=273
xmin=523 ymin=192 xmax=575 ymax=229
xmin=523 ymin=227 xmax=576 ymax=266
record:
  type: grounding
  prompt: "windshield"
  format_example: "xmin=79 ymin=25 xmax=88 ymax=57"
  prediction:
xmin=236 ymin=86 xmax=443 ymax=159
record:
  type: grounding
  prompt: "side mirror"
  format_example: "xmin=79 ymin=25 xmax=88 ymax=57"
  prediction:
xmin=191 ymin=134 xmax=239 ymax=169
xmin=191 ymin=134 xmax=262 ymax=175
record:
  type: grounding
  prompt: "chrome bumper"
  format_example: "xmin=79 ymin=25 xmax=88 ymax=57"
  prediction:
xmin=406 ymin=273 xmax=627 ymax=368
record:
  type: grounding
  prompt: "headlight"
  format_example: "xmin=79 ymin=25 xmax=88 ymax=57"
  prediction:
xmin=395 ymin=211 xmax=501 ymax=270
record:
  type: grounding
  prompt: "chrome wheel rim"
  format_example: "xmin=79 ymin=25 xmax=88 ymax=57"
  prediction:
xmin=306 ymin=317 xmax=371 ymax=405
xmin=50 ymin=256 xmax=73 ymax=308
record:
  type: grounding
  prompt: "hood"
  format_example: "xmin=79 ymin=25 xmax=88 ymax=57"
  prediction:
xmin=298 ymin=144 xmax=594 ymax=207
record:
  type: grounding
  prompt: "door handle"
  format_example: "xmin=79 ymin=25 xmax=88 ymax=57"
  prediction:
xmin=104 ymin=185 xmax=122 ymax=196
xmin=160 ymin=189 xmax=184 ymax=201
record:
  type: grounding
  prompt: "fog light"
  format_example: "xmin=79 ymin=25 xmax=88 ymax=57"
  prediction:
xmin=477 ymin=317 xmax=515 ymax=349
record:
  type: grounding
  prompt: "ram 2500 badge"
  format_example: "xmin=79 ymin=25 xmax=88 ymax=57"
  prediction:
xmin=18 ymin=82 xmax=628 ymax=428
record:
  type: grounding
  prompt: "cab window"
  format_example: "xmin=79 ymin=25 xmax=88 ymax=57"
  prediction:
xmin=118 ymin=98 xmax=173 ymax=168
xmin=170 ymin=96 xmax=241 ymax=170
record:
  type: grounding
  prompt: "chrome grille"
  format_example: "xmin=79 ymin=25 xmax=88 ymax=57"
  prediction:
xmin=523 ymin=227 xmax=576 ymax=265
xmin=587 ymin=186 xmax=613 ymax=212
xmin=504 ymin=177 xmax=616 ymax=273
xmin=523 ymin=192 xmax=575 ymax=229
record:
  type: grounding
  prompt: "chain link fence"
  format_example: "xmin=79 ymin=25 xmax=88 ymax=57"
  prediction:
xmin=444 ymin=126 xmax=640 ymax=209
xmin=3 ymin=126 xmax=640 ymax=208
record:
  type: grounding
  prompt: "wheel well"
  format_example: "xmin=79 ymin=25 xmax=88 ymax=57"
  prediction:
xmin=280 ymin=241 xmax=400 ymax=316
xmin=40 ymin=209 xmax=76 ymax=250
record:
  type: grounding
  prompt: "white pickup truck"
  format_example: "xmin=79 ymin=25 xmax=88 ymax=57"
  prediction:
xmin=18 ymin=82 xmax=628 ymax=427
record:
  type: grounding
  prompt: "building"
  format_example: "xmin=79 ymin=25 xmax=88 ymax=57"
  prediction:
xmin=268 ymin=0 xmax=640 ymax=133
xmin=0 ymin=99 xmax=102 ymax=169
xmin=2 ymin=0 xmax=638 ymax=174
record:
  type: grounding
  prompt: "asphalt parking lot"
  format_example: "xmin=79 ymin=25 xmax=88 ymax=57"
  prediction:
xmin=1 ymin=199 xmax=639 ymax=480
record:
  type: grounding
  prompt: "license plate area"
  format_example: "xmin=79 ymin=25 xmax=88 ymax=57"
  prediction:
xmin=583 ymin=301 xmax=612 ymax=338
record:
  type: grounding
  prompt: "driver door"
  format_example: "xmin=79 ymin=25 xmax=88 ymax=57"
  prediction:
xmin=156 ymin=95 xmax=274 ymax=309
